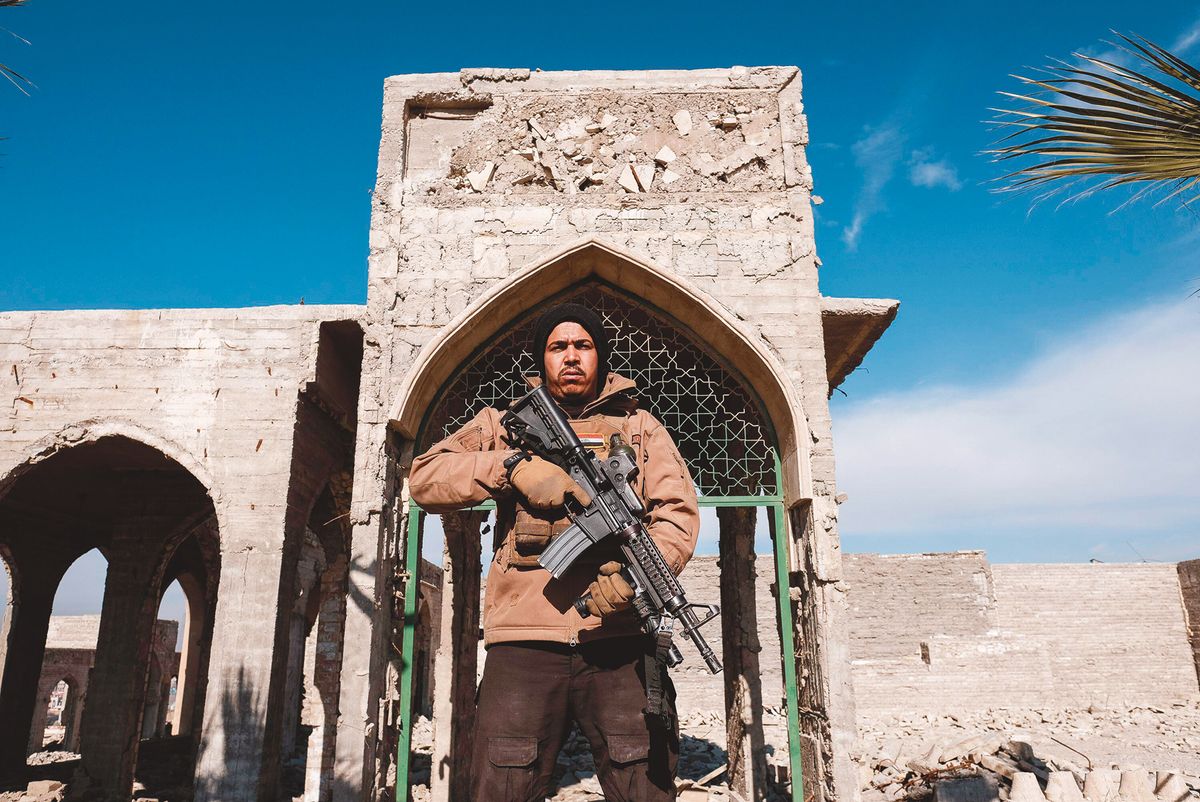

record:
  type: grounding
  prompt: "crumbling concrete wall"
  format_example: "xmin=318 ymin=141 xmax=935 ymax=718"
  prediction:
xmin=675 ymin=553 xmax=1199 ymax=718
xmin=0 ymin=305 xmax=362 ymax=801
xmin=844 ymin=553 xmax=1199 ymax=714
xmin=338 ymin=66 xmax=861 ymax=802
xmin=1178 ymin=559 xmax=1200 ymax=686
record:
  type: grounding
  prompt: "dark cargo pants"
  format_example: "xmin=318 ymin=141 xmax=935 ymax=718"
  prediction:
xmin=470 ymin=637 xmax=679 ymax=801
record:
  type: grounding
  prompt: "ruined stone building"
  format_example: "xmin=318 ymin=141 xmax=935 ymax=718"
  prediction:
xmin=28 ymin=617 xmax=179 ymax=755
xmin=1 ymin=66 xmax=1195 ymax=802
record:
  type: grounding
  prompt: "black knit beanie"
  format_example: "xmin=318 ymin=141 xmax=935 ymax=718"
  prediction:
xmin=531 ymin=302 xmax=611 ymax=387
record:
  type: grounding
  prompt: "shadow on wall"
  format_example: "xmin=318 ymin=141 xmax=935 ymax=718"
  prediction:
xmin=189 ymin=667 xmax=366 ymax=802
xmin=193 ymin=667 xmax=262 ymax=802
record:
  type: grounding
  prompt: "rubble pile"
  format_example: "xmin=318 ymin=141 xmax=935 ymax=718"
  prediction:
xmin=856 ymin=701 xmax=1200 ymax=802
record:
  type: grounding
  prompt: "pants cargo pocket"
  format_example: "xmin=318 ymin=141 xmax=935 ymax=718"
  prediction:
xmin=602 ymin=734 xmax=652 ymax=801
xmin=480 ymin=735 xmax=539 ymax=800
xmin=607 ymin=733 xmax=649 ymax=765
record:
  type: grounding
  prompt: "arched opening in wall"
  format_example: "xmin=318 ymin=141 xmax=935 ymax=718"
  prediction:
xmin=22 ymin=547 xmax=111 ymax=761
xmin=277 ymin=484 xmax=350 ymax=802
xmin=0 ymin=434 xmax=218 ymax=797
xmin=41 ymin=681 xmax=70 ymax=753
xmin=395 ymin=272 xmax=808 ymax=802
xmin=143 ymin=579 xmax=185 ymax=740
xmin=136 ymin=524 xmax=220 ymax=798
xmin=0 ymin=544 xmax=15 ymax=657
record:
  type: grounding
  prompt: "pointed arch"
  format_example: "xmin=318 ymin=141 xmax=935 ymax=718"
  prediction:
xmin=388 ymin=238 xmax=811 ymax=502
xmin=0 ymin=419 xmax=217 ymax=508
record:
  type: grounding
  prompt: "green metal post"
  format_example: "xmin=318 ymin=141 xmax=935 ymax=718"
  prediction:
xmin=769 ymin=451 xmax=804 ymax=802
xmin=394 ymin=505 xmax=423 ymax=800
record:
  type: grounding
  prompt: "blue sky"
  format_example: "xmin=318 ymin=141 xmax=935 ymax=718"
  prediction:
xmin=2 ymin=0 xmax=1199 ymax=625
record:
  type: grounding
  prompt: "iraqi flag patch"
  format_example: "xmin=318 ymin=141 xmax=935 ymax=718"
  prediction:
xmin=578 ymin=433 xmax=606 ymax=450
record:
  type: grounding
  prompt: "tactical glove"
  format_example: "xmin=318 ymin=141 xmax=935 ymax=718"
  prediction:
xmin=508 ymin=455 xmax=592 ymax=509
xmin=584 ymin=561 xmax=634 ymax=618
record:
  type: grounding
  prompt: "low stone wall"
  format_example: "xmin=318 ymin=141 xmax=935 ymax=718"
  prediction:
xmin=670 ymin=551 xmax=1199 ymax=718
xmin=843 ymin=553 xmax=1198 ymax=713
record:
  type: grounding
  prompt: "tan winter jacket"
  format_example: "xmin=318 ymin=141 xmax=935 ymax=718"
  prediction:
xmin=409 ymin=372 xmax=700 ymax=646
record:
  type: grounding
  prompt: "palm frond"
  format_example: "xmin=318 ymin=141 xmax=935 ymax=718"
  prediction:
xmin=989 ymin=33 xmax=1200 ymax=208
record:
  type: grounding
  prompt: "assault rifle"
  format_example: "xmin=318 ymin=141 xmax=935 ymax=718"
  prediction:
xmin=500 ymin=385 xmax=722 ymax=674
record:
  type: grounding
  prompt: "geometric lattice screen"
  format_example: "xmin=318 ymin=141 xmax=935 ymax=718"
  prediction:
xmin=422 ymin=283 xmax=776 ymax=496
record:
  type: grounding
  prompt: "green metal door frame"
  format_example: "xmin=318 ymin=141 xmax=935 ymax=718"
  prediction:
xmin=393 ymin=454 xmax=804 ymax=802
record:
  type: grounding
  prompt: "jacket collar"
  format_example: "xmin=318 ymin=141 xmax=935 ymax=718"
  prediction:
xmin=523 ymin=372 xmax=638 ymax=417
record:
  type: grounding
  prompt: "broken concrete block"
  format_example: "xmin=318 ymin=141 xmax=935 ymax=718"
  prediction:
xmin=585 ymin=113 xmax=615 ymax=134
xmin=673 ymin=109 xmax=692 ymax=135
xmin=1011 ymin=773 xmax=1047 ymax=802
xmin=908 ymin=743 xmax=944 ymax=775
xmin=633 ymin=164 xmax=654 ymax=191
xmin=746 ymin=128 xmax=771 ymax=147
xmin=981 ymin=754 xmax=1020 ymax=779
xmin=654 ymin=145 xmax=677 ymax=165
xmin=941 ymin=733 xmax=997 ymax=763
xmin=1153 ymin=772 xmax=1189 ymax=802
xmin=696 ymin=152 xmax=720 ymax=176
xmin=1118 ymin=771 xmax=1155 ymax=802
xmin=527 ymin=118 xmax=547 ymax=140
xmin=936 ymin=776 xmax=1000 ymax=802
xmin=617 ymin=164 xmax=640 ymax=193
xmin=1083 ymin=770 xmax=1119 ymax=802
xmin=24 ymin=782 xmax=65 ymax=802
xmin=1045 ymin=772 xmax=1085 ymax=802
xmin=720 ymin=115 xmax=740 ymax=129
xmin=661 ymin=168 xmax=682 ymax=185
xmin=466 ymin=161 xmax=496 ymax=192
xmin=719 ymin=145 xmax=757 ymax=175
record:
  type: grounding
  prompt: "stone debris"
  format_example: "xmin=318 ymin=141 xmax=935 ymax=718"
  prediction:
xmin=633 ymin=164 xmax=655 ymax=192
xmin=1082 ymin=770 xmax=1119 ymax=802
xmin=1158 ymin=773 xmax=1192 ymax=802
xmin=466 ymin=161 xmax=496 ymax=192
xmin=1120 ymin=770 xmax=1158 ymax=802
xmin=584 ymin=113 xmax=615 ymax=134
xmin=617 ymin=164 xmax=640 ymax=194
xmin=1011 ymin=773 xmax=1048 ymax=802
xmin=673 ymin=109 xmax=693 ymax=135
xmin=857 ymin=703 xmax=1200 ymax=802
xmin=1045 ymin=771 xmax=1086 ymax=802
xmin=655 ymin=145 xmax=677 ymax=165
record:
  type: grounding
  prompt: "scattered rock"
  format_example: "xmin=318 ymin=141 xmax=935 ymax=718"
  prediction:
xmin=672 ymin=109 xmax=693 ymax=136
xmin=466 ymin=161 xmax=496 ymax=192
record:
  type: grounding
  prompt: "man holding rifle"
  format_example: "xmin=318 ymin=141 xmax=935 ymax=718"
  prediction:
xmin=410 ymin=302 xmax=700 ymax=801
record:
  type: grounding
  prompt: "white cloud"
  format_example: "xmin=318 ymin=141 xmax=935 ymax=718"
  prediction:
xmin=908 ymin=149 xmax=962 ymax=191
xmin=842 ymin=124 xmax=904 ymax=252
xmin=833 ymin=298 xmax=1200 ymax=560
xmin=1171 ymin=17 xmax=1200 ymax=54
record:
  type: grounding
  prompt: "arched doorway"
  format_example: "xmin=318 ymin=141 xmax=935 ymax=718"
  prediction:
xmin=0 ymin=432 xmax=218 ymax=797
xmin=389 ymin=243 xmax=815 ymax=802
